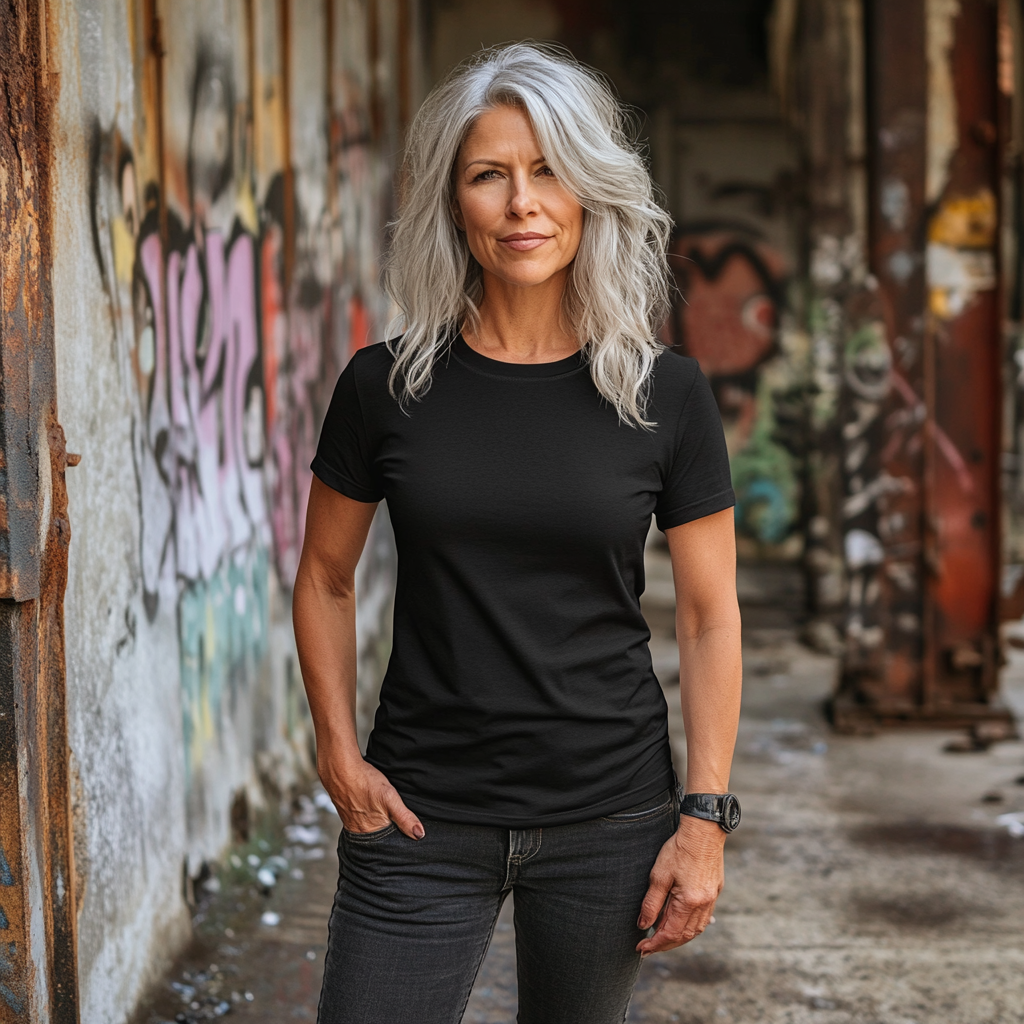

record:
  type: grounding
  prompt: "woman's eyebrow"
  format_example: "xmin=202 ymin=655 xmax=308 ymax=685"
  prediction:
xmin=463 ymin=156 xmax=547 ymax=169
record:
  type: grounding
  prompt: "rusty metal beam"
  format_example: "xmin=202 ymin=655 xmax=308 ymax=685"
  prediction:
xmin=0 ymin=1 xmax=80 ymax=1019
xmin=832 ymin=0 xmax=1012 ymax=733
xmin=926 ymin=0 xmax=1004 ymax=707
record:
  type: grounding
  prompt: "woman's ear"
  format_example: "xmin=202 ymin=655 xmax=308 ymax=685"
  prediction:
xmin=451 ymin=199 xmax=465 ymax=232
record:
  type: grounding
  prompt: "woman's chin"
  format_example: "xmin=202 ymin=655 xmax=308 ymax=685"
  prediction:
xmin=482 ymin=263 xmax=570 ymax=291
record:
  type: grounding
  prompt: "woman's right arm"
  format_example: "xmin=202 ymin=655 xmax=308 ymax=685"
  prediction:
xmin=292 ymin=477 xmax=425 ymax=839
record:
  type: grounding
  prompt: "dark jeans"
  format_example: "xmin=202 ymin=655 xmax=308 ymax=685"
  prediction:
xmin=317 ymin=789 xmax=678 ymax=1024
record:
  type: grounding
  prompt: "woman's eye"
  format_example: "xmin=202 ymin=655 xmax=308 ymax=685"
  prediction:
xmin=473 ymin=170 xmax=499 ymax=182
xmin=539 ymin=166 xmax=555 ymax=177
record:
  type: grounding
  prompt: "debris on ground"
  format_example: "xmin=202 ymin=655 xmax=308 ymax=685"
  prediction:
xmin=132 ymin=788 xmax=341 ymax=1023
xmin=996 ymin=811 xmax=1024 ymax=837
xmin=944 ymin=719 xmax=1020 ymax=753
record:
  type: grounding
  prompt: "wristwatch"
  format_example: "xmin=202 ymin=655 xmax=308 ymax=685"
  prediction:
xmin=679 ymin=792 xmax=741 ymax=833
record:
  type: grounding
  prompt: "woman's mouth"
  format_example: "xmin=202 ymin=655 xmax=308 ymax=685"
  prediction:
xmin=499 ymin=233 xmax=551 ymax=252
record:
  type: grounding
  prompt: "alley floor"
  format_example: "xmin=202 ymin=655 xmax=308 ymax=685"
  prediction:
xmin=134 ymin=543 xmax=1024 ymax=1024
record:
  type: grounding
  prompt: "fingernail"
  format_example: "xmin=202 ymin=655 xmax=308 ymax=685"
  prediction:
xmin=637 ymin=916 xmax=645 ymax=928
xmin=413 ymin=824 xmax=425 ymax=840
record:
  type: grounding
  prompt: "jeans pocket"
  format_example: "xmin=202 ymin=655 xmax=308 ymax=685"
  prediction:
xmin=600 ymin=790 xmax=674 ymax=824
xmin=343 ymin=821 xmax=398 ymax=843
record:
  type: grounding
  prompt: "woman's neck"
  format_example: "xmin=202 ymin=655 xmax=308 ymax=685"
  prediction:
xmin=463 ymin=268 xmax=579 ymax=364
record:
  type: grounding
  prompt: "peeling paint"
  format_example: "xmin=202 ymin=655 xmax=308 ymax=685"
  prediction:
xmin=927 ymin=188 xmax=997 ymax=317
xmin=926 ymin=0 xmax=961 ymax=203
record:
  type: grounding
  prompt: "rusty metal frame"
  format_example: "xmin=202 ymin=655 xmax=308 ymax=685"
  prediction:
xmin=833 ymin=0 xmax=1013 ymax=732
xmin=0 ymin=1 xmax=80 ymax=1020
xmin=926 ymin=0 xmax=1004 ymax=709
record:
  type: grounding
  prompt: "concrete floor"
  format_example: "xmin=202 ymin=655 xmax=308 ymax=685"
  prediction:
xmin=134 ymin=546 xmax=1024 ymax=1024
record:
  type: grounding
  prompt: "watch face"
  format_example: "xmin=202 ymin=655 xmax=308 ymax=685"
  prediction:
xmin=723 ymin=795 xmax=741 ymax=832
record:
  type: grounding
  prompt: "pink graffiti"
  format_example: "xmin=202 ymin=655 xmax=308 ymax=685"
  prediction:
xmin=262 ymin=231 xmax=326 ymax=587
xmin=137 ymin=227 xmax=269 ymax=608
xmin=889 ymin=371 xmax=974 ymax=495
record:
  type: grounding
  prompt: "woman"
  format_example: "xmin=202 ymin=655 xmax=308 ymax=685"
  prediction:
xmin=294 ymin=42 xmax=742 ymax=1024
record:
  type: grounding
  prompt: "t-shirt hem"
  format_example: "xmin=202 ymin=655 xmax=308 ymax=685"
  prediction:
xmin=656 ymin=488 xmax=736 ymax=532
xmin=310 ymin=455 xmax=384 ymax=503
xmin=392 ymin=771 xmax=675 ymax=830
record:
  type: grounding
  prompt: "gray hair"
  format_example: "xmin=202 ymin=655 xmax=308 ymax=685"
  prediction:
xmin=383 ymin=42 xmax=674 ymax=426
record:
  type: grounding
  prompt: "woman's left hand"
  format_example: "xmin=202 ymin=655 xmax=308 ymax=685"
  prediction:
xmin=636 ymin=814 xmax=726 ymax=954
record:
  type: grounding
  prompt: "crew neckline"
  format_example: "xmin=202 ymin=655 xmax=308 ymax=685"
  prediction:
xmin=452 ymin=335 xmax=586 ymax=379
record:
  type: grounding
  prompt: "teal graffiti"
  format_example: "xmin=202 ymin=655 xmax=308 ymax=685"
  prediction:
xmin=734 ymin=478 xmax=792 ymax=545
xmin=0 ymin=845 xmax=13 ymax=887
xmin=0 ymin=983 xmax=23 ymax=1017
xmin=178 ymin=546 xmax=270 ymax=780
xmin=0 ymin=943 xmax=24 ymax=1016
xmin=730 ymin=371 xmax=798 ymax=544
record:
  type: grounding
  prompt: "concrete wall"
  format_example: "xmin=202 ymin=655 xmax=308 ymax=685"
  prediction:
xmin=47 ymin=2 xmax=416 ymax=1020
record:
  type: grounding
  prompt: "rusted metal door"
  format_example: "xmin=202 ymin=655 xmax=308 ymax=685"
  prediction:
xmin=0 ymin=2 xmax=80 ymax=1020
xmin=833 ymin=0 xmax=1010 ymax=731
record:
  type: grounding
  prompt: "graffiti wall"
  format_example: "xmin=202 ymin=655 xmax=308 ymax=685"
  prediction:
xmin=662 ymin=226 xmax=799 ymax=548
xmin=50 ymin=1 xmax=413 ymax=1020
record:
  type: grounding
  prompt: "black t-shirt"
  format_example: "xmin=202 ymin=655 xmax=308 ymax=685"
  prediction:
xmin=311 ymin=336 xmax=734 ymax=828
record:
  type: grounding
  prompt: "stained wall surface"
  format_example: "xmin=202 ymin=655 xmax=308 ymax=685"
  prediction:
xmin=46 ymin=2 xmax=418 ymax=1020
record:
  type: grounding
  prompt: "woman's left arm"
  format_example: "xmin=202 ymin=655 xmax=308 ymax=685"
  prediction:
xmin=637 ymin=507 xmax=742 ymax=954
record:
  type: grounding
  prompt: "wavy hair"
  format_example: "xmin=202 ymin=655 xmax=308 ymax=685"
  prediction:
xmin=383 ymin=42 xmax=674 ymax=426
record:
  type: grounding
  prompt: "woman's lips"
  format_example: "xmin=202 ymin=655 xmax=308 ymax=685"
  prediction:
xmin=499 ymin=234 xmax=551 ymax=251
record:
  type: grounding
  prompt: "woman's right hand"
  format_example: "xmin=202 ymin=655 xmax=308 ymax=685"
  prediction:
xmin=319 ymin=752 xmax=425 ymax=839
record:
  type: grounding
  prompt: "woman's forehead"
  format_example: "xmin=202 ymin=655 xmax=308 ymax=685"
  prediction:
xmin=459 ymin=106 xmax=541 ymax=160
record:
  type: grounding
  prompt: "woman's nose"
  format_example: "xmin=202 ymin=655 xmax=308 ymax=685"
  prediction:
xmin=508 ymin=177 xmax=538 ymax=218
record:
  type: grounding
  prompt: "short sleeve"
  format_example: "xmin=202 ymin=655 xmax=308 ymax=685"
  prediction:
xmin=654 ymin=368 xmax=735 ymax=532
xmin=310 ymin=357 xmax=385 ymax=502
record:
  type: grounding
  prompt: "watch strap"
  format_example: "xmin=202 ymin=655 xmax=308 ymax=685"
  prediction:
xmin=679 ymin=792 xmax=740 ymax=832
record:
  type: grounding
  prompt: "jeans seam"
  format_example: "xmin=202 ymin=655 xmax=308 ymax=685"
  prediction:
xmin=520 ymin=828 xmax=542 ymax=864
xmin=454 ymin=894 xmax=505 ymax=1024
xmin=504 ymin=828 xmax=543 ymax=888
xmin=317 ymin=871 xmax=349 ymax=1023
xmin=502 ymin=839 xmax=516 ymax=889
xmin=620 ymin=954 xmax=644 ymax=1024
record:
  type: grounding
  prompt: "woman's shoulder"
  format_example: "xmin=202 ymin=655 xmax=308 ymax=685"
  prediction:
xmin=649 ymin=346 xmax=704 ymax=401
xmin=653 ymin=344 xmax=700 ymax=375
xmin=342 ymin=341 xmax=400 ymax=403
xmin=347 ymin=340 xmax=398 ymax=378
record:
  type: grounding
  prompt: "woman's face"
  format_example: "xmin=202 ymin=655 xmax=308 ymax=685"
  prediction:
xmin=453 ymin=105 xmax=584 ymax=291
